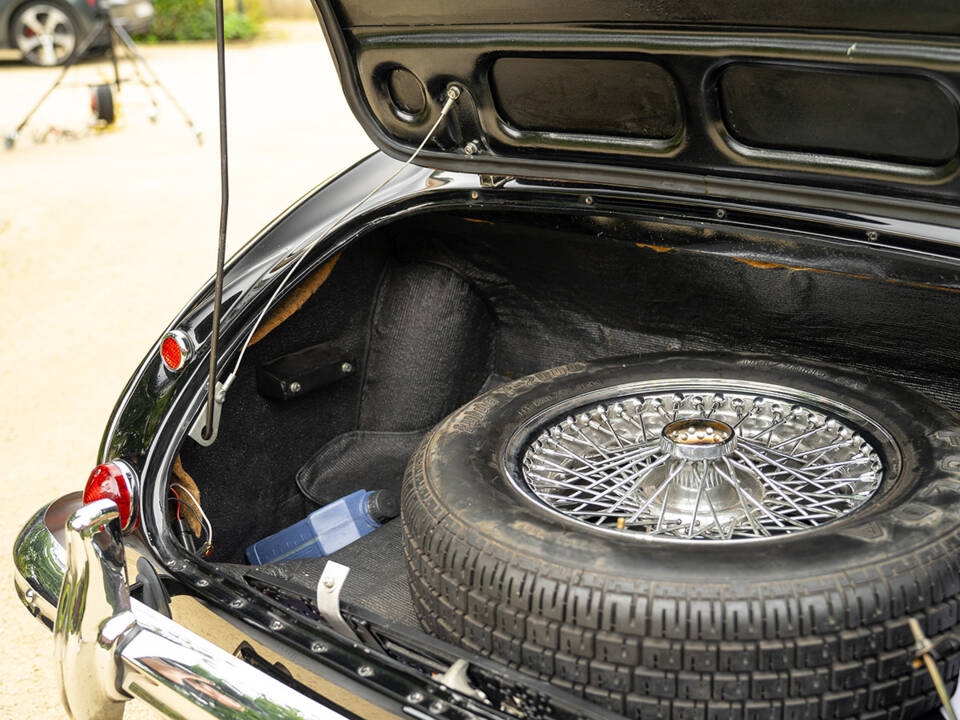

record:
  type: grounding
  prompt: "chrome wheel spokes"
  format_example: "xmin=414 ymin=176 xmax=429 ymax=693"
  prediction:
xmin=519 ymin=387 xmax=886 ymax=541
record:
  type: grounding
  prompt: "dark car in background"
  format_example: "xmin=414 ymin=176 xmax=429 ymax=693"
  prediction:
xmin=1 ymin=0 xmax=152 ymax=66
xmin=13 ymin=1 xmax=960 ymax=719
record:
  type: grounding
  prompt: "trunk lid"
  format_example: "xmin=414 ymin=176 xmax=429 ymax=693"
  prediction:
xmin=314 ymin=0 xmax=960 ymax=220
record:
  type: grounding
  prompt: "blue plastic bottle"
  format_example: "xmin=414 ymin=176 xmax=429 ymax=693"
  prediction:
xmin=245 ymin=489 xmax=397 ymax=565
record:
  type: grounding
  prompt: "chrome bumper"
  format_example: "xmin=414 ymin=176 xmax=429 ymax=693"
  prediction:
xmin=13 ymin=495 xmax=345 ymax=720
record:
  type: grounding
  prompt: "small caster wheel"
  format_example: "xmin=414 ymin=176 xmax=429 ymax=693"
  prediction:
xmin=90 ymin=84 xmax=115 ymax=125
xmin=4 ymin=131 xmax=17 ymax=150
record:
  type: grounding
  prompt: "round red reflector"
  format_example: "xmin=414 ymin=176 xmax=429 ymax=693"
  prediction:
xmin=161 ymin=335 xmax=184 ymax=370
xmin=83 ymin=462 xmax=136 ymax=530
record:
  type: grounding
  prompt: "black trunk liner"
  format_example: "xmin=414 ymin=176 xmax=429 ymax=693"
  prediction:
xmin=237 ymin=519 xmax=418 ymax=627
xmin=295 ymin=430 xmax=424 ymax=507
xmin=186 ymin=208 xmax=960 ymax=565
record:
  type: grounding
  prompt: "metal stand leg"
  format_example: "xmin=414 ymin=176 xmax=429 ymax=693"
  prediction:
xmin=114 ymin=27 xmax=160 ymax=123
xmin=107 ymin=24 xmax=121 ymax=90
xmin=5 ymin=20 xmax=108 ymax=149
xmin=5 ymin=17 xmax=202 ymax=149
xmin=111 ymin=22 xmax=203 ymax=144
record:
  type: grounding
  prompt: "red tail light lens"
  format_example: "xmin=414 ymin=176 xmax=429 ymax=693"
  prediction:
xmin=161 ymin=331 xmax=191 ymax=372
xmin=83 ymin=461 xmax=138 ymax=531
xmin=161 ymin=336 xmax=182 ymax=369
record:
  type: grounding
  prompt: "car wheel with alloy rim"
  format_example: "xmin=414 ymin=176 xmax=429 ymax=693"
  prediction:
xmin=12 ymin=0 xmax=78 ymax=67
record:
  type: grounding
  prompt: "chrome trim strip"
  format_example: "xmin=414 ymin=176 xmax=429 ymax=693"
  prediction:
xmin=111 ymin=458 xmax=140 ymax=532
xmin=14 ymin=495 xmax=349 ymax=720
xmin=118 ymin=602 xmax=345 ymax=720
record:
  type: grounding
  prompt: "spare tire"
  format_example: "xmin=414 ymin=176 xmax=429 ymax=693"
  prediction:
xmin=401 ymin=353 xmax=960 ymax=720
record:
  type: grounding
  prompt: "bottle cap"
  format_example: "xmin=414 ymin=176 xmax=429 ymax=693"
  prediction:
xmin=364 ymin=489 xmax=400 ymax=524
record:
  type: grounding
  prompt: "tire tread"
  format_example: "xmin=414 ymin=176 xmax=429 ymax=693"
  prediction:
xmin=400 ymin=358 xmax=960 ymax=718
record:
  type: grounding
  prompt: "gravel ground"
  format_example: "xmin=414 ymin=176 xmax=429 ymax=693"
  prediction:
xmin=0 ymin=19 xmax=372 ymax=719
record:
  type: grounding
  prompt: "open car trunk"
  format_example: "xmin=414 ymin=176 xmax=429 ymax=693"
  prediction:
xmin=176 ymin=204 xmax=960 ymax=709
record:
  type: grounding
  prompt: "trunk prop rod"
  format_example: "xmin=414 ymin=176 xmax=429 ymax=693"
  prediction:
xmin=190 ymin=85 xmax=462 ymax=447
xmin=200 ymin=0 xmax=230 ymax=444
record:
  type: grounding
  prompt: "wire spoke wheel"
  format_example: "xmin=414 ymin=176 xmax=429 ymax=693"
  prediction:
xmin=406 ymin=356 xmax=957 ymax=715
xmin=518 ymin=384 xmax=887 ymax=540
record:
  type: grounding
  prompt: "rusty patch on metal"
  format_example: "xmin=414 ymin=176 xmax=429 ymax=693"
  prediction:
xmin=634 ymin=242 xmax=674 ymax=253
xmin=728 ymin=255 xmax=960 ymax=294
xmin=732 ymin=257 xmax=792 ymax=270
xmin=728 ymin=255 xmax=872 ymax=280
xmin=632 ymin=241 xmax=960 ymax=295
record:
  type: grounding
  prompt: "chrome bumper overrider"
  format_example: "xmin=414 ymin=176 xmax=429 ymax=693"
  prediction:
xmin=13 ymin=495 xmax=346 ymax=720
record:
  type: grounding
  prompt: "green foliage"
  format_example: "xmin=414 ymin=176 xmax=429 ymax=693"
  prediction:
xmin=232 ymin=0 xmax=265 ymax=25
xmin=138 ymin=0 xmax=261 ymax=42
xmin=143 ymin=0 xmax=213 ymax=41
xmin=223 ymin=11 xmax=257 ymax=39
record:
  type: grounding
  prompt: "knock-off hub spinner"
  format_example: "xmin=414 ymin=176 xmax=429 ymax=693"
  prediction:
xmin=660 ymin=418 xmax=737 ymax=460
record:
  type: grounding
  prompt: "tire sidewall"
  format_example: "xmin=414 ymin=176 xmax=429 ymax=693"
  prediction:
xmin=418 ymin=353 xmax=960 ymax=586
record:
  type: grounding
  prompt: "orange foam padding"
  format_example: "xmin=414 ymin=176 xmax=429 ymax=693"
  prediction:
xmin=171 ymin=455 xmax=203 ymax=537
xmin=247 ymin=254 xmax=340 ymax=348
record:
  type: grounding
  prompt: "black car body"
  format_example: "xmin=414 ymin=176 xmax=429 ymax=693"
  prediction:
xmin=13 ymin=1 xmax=960 ymax=719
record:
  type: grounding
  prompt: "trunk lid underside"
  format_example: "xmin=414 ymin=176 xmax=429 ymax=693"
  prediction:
xmin=314 ymin=0 xmax=960 ymax=217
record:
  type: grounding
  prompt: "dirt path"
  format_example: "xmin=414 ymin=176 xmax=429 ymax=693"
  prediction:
xmin=0 ymin=20 xmax=372 ymax=718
